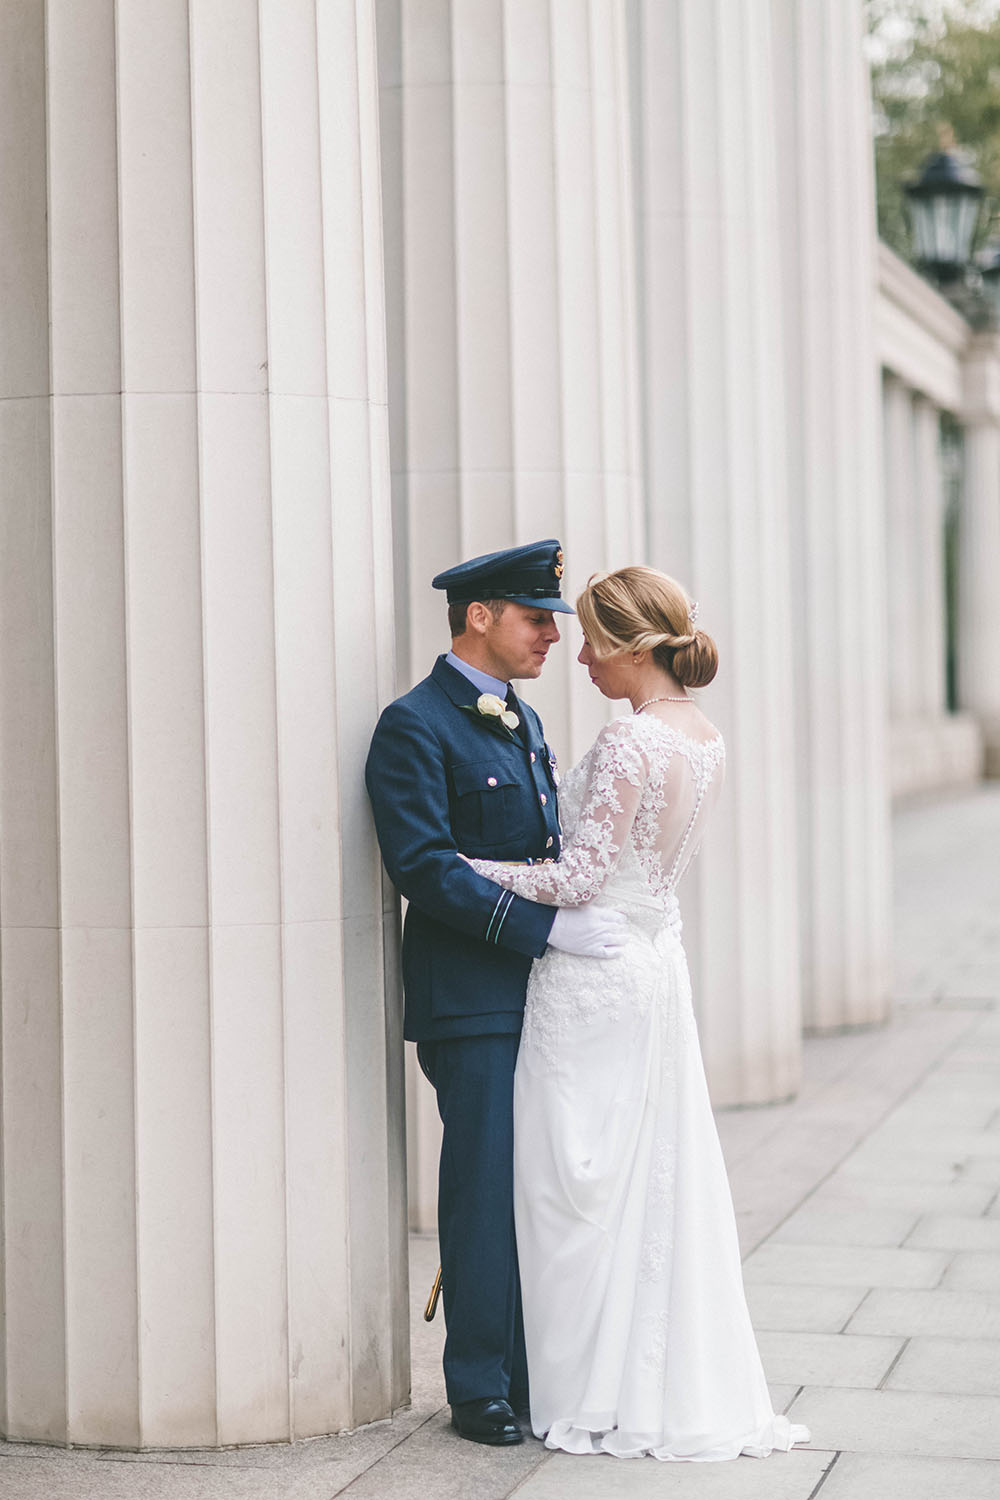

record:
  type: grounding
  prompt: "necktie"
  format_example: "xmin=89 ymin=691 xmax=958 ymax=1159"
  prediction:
xmin=505 ymin=686 xmax=525 ymax=742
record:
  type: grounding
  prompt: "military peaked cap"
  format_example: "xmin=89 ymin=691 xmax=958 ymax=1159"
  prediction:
xmin=432 ymin=538 xmax=574 ymax=614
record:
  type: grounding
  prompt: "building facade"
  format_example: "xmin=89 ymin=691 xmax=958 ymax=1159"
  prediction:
xmin=1 ymin=0 xmax=997 ymax=1450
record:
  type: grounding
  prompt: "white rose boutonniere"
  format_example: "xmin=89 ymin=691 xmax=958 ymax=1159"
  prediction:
xmin=462 ymin=691 xmax=520 ymax=739
xmin=477 ymin=692 xmax=520 ymax=732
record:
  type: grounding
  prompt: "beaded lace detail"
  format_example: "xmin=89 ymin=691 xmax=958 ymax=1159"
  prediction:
xmin=469 ymin=714 xmax=723 ymax=1074
xmin=469 ymin=714 xmax=725 ymax=912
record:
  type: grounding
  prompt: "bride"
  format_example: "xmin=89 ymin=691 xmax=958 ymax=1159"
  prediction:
xmin=465 ymin=565 xmax=810 ymax=1462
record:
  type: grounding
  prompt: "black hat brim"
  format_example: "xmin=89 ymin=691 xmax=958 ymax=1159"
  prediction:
xmin=506 ymin=594 xmax=576 ymax=614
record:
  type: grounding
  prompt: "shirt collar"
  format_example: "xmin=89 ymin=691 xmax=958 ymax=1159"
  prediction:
xmin=445 ymin=651 xmax=509 ymax=699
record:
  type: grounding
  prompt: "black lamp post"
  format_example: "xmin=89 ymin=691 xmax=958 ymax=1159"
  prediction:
xmin=904 ymin=148 xmax=984 ymax=284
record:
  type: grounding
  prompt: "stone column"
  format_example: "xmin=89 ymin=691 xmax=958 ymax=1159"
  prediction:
xmin=769 ymin=0 xmax=892 ymax=1031
xmin=378 ymin=0 xmax=643 ymax=750
xmin=631 ymin=0 xmax=802 ymax=1102
xmin=378 ymin=0 xmax=644 ymax=1223
xmin=913 ymin=396 xmax=948 ymax=718
xmin=959 ymin=334 xmax=1000 ymax=774
xmin=0 ymin=0 xmax=406 ymax=1449
xmin=883 ymin=374 xmax=923 ymax=723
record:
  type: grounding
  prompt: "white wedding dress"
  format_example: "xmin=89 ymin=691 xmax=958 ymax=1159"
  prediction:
xmin=470 ymin=711 xmax=810 ymax=1461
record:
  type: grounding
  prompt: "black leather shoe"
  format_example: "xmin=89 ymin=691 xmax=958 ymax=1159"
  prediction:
xmin=450 ymin=1397 xmax=524 ymax=1446
xmin=509 ymin=1393 xmax=532 ymax=1427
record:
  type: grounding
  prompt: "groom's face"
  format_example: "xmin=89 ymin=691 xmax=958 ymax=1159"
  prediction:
xmin=480 ymin=602 xmax=561 ymax=680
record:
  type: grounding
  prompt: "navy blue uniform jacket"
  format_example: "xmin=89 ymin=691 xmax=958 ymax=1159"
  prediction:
xmin=365 ymin=656 xmax=561 ymax=1042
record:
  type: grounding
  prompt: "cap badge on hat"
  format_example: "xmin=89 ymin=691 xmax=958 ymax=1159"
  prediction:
xmin=555 ymin=548 xmax=564 ymax=580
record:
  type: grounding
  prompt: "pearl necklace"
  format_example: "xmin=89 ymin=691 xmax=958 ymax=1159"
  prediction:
xmin=634 ymin=694 xmax=692 ymax=714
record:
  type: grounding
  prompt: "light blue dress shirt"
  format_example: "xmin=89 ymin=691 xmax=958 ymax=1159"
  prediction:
xmin=445 ymin=651 xmax=509 ymax=700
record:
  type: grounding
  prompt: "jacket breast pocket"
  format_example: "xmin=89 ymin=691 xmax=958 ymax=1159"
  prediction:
xmin=450 ymin=761 xmax=525 ymax=849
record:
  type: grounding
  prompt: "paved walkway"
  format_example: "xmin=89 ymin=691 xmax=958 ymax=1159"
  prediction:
xmin=2 ymin=787 xmax=999 ymax=1499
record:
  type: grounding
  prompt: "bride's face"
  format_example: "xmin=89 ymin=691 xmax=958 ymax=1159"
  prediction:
xmin=578 ymin=637 xmax=635 ymax=701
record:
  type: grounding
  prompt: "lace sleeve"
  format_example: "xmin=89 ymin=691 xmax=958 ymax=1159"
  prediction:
xmin=467 ymin=720 xmax=646 ymax=906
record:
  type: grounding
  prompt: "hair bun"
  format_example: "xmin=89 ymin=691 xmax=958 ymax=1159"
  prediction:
xmin=577 ymin=564 xmax=719 ymax=689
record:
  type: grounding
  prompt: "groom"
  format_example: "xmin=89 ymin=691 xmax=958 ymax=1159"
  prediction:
xmin=366 ymin=540 xmax=624 ymax=1446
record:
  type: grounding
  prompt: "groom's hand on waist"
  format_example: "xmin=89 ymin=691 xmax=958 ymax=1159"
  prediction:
xmin=548 ymin=906 xmax=626 ymax=959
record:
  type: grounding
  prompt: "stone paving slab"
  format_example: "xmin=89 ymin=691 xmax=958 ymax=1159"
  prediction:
xmin=906 ymin=1213 xmax=1000 ymax=1250
xmin=741 ymin=1244 xmax=950 ymax=1289
xmin=817 ymin=1451 xmax=1000 ymax=1499
xmin=0 ymin=1460 xmax=249 ymax=1499
xmin=832 ymin=1149 xmax=973 ymax=1183
xmin=886 ymin=1097 xmax=998 ymax=1129
xmin=755 ymin=1331 xmax=902 ymax=1389
xmin=767 ymin=1385 xmax=802 ymax=1414
xmin=514 ymin=1446 xmax=834 ymax=1500
xmin=768 ymin=1205 xmax=919 ymax=1248
xmin=807 ymin=1177 xmax=994 ymax=1216
xmin=743 ymin=1284 xmax=867 ymax=1334
xmin=886 ymin=1336 xmax=1000 ymax=1396
xmin=719 ymin=1006 xmax=979 ymax=1256
xmin=787 ymin=1385 xmax=1000 ymax=1460
xmin=941 ymin=1251 xmax=1000 ymax=1292
xmin=847 ymin=1288 xmax=1000 ymax=1339
xmin=0 ymin=1455 xmax=368 ymax=1500
xmin=959 ymin=1155 xmax=1000 ymax=1182
xmin=869 ymin=1128 xmax=1000 ymax=1164
xmin=324 ymin=1409 xmax=549 ymax=1500
xmin=0 ymin=1417 xmax=442 ymax=1497
xmin=866 ymin=1127 xmax=1000 ymax=1160
xmin=905 ymin=1076 xmax=1000 ymax=1104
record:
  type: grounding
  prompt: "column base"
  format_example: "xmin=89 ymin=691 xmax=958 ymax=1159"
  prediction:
xmin=803 ymin=1012 xmax=892 ymax=1040
xmin=890 ymin=713 xmax=984 ymax=799
xmin=978 ymin=718 xmax=1000 ymax=779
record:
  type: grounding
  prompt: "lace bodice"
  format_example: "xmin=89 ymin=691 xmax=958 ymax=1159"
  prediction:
xmin=469 ymin=713 xmax=725 ymax=915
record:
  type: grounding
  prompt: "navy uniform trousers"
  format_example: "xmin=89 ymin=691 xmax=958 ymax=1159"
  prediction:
xmin=418 ymin=1034 xmax=528 ymax=1404
xmin=365 ymin=655 xmax=561 ymax=1406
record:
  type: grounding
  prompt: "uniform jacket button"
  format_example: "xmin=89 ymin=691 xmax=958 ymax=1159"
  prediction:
xmin=546 ymin=836 xmax=554 ymax=848
xmin=529 ymin=751 xmax=536 ymax=762
xmin=540 ymin=793 xmax=547 ymax=805
xmin=487 ymin=776 xmax=497 ymax=787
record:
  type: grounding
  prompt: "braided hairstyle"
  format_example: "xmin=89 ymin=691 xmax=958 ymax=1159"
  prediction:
xmin=576 ymin=565 xmax=718 ymax=689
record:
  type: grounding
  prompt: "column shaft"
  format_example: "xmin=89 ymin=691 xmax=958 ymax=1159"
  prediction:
xmin=913 ymin=397 xmax=948 ymax=718
xmin=770 ymin=0 xmax=891 ymax=1031
xmin=883 ymin=375 xmax=923 ymax=723
xmin=0 ymin=0 xmax=406 ymax=1448
xmin=633 ymin=0 xmax=801 ymax=1103
xmin=379 ymin=0 xmax=642 ymax=751
xmin=959 ymin=335 xmax=1000 ymax=772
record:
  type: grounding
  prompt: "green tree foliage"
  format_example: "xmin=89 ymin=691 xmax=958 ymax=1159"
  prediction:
xmin=867 ymin=0 xmax=1000 ymax=258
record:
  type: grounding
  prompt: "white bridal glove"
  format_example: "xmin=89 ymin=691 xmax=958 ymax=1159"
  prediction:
xmin=548 ymin=905 xmax=627 ymax=959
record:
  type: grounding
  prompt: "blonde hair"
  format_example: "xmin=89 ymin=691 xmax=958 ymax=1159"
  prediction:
xmin=576 ymin=566 xmax=719 ymax=689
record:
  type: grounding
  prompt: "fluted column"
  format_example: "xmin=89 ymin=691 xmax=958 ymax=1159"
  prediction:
xmin=379 ymin=0 xmax=643 ymax=1224
xmin=959 ymin=334 xmax=1000 ymax=774
xmin=913 ymin=396 xmax=948 ymax=718
xmin=632 ymin=0 xmax=802 ymax=1102
xmin=769 ymin=0 xmax=891 ymax=1030
xmin=0 ymin=0 xmax=406 ymax=1449
xmin=883 ymin=374 xmax=924 ymax=723
xmin=378 ymin=0 xmax=642 ymax=749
